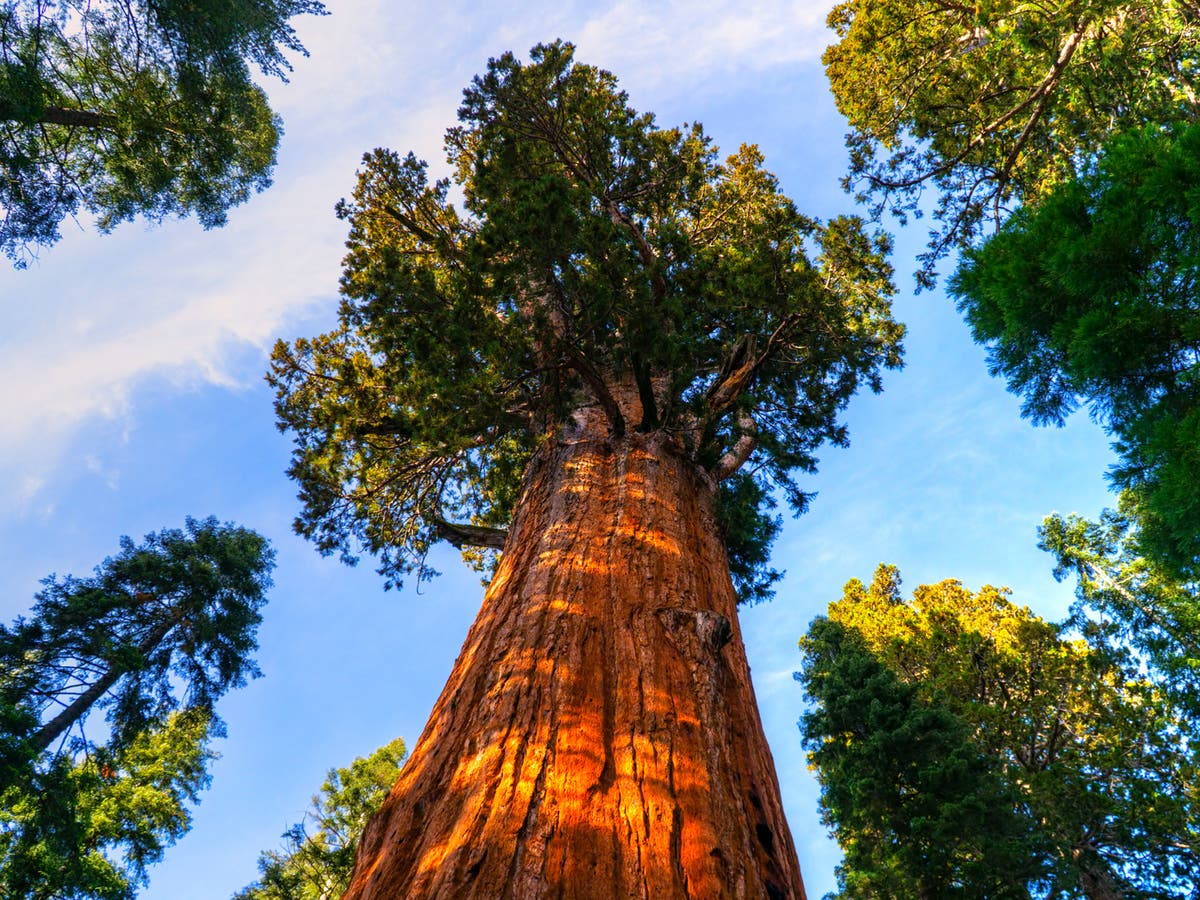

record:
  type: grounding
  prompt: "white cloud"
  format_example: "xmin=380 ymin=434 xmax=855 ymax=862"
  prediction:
xmin=573 ymin=0 xmax=832 ymax=90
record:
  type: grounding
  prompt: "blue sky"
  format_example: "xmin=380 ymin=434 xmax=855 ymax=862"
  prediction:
xmin=0 ymin=2 xmax=1119 ymax=896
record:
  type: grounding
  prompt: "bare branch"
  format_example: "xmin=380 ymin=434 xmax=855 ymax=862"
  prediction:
xmin=432 ymin=518 xmax=508 ymax=550
xmin=713 ymin=412 xmax=758 ymax=480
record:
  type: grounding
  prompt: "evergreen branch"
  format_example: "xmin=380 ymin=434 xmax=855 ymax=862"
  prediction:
xmin=31 ymin=605 xmax=185 ymax=753
xmin=604 ymin=199 xmax=667 ymax=305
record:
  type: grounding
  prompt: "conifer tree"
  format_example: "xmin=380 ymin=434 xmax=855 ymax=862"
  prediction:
xmin=272 ymin=41 xmax=903 ymax=898
xmin=824 ymin=0 xmax=1200 ymax=284
xmin=0 ymin=517 xmax=275 ymax=898
xmin=800 ymin=566 xmax=1199 ymax=898
xmin=0 ymin=0 xmax=326 ymax=264
xmin=826 ymin=1 xmax=1200 ymax=578
xmin=235 ymin=737 xmax=407 ymax=900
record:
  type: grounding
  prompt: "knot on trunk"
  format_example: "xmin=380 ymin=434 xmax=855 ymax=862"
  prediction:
xmin=656 ymin=607 xmax=732 ymax=655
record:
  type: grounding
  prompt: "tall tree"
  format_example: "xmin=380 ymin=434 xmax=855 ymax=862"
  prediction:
xmin=800 ymin=566 xmax=1199 ymax=899
xmin=235 ymin=737 xmax=407 ymax=900
xmin=952 ymin=125 xmax=1200 ymax=578
xmin=0 ymin=517 xmax=275 ymax=898
xmin=1 ymin=708 xmax=218 ymax=900
xmin=0 ymin=0 xmax=326 ymax=265
xmin=1040 ymin=495 xmax=1200 ymax=717
xmin=824 ymin=0 xmax=1200 ymax=285
xmin=798 ymin=617 xmax=1043 ymax=899
xmin=271 ymin=41 xmax=903 ymax=898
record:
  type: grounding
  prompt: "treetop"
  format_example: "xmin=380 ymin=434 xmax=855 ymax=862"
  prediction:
xmin=272 ymin=41 xmax=904 ymax=599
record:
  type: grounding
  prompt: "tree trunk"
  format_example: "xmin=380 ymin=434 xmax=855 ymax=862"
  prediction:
xmin=32 ymin=612 xmax=179 ymax=753
xmin=344 ymin=409 xmax=806 ymax=899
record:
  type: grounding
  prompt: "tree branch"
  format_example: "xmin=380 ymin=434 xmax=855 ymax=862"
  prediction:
xmin=432 ymin=518 xmax=508 ymax=550
xmin=563 ymin=347 xmax=625 ymax=438
xmin=32 ymin=606 xmax=182 ymax=754
xmin=705 ymin=333 xmax=758 ymax=419
xmin=605 ymin=199 xmax=667 ymax=305
xmin=35 ymin=106 xmax=118 ymax=129
xmin=633 ymin=355 xmax=659 ymax=430
xmin=712 ymin=412 xmax=757 ymax=480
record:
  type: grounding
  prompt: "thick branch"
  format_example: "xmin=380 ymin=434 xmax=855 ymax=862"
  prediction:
xmin=433 ymin=518 xmax=508 ymax=550
xmin=605 ymin=199 xmax=667 ymax=305
xmin=564 ymin=349 xmax=625 ymax=438
xmin=712 ymin=412 xmax=758 ymax=481
xmin=36 ymin=106 xmax=118 ymax=129
xmin=633 ymin=357 xmax=659 ymax=430
xmin=379 ymin=203 xmax=458 ymax=255
xmin=705 ymin=334 xmax=758 ymax=419
xmin=996 ymin=21 xmax=1087 ymax=188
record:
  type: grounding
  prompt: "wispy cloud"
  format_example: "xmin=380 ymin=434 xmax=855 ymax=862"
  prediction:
xmin=574 ymin=0 xmax=831 ymax=90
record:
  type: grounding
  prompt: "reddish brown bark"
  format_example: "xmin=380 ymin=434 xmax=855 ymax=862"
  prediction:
xmin=344 ymin=408 xmax=805 ymax=899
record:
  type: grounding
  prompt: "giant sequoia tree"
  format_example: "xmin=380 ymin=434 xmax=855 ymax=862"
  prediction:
xmin=272 ymin=42 xmax=902 ymax=899
xmin=0 ymin=0 xmax=325 ymax=264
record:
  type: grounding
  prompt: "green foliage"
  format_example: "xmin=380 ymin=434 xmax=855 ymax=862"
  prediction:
xmin=271 ymin=41 xmax=903 ymax=600
xmin=830 ymin=3 xmax=1200 ymax=579
xmin=1 ymin=708 xmax=216 ymax=900
xmin=953 ymin=124 xmax=1200 ymax=576
xmin=0 ymin=518 xmax=275 ymax=898
xmin=825 ymin=0 xmax=1200 ymax=284
xmin=799 ymin=618 xmax=1040 ymax=899
xmin=0 ymin=0 xmax=326 ymax=265
xmin=799 ymin=566 xmax=1200 ymax=898
xmin=715 ymin=470 xmax=782 ymax=605
xmin=1041 ymin=494 xmax=1200 ymax=717
xmin=234 ymin=736 xmax=407 ymax=900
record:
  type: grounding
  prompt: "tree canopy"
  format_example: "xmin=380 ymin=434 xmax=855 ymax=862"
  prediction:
xmin=1040 ymin=495 xmax=1200 ymax=716
xmin=0 ymin=0 xmax=326 ymax=265
xmin=798 ymin=617 xmax=1041 ymax=899
xmin=824 ymin=0 xmax=1200 ymax=284
xmin=270 ymin=41 xmax=903 ymax=601
xmin=827 ymin=2 xmax=1200 ymax=580
xmin=0 ymin=517 xmax=275 ymax=898
xmin=952 ymin=124 xmax=1200 ymax=578
xmin=235 ymin=736 xmax=407 ymax=900
xmin=799 ymin=566 xmax=1199 ymax=898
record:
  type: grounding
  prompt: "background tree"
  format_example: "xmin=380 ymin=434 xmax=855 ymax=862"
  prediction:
xmin=824 ymin=0 xmax=1200 ymax=284
xmin=235 ymin=737 xmax=407 ymax=900
xmin=0 ymin=517 xmax=275 ymax=898
xmin=0 ymin=0 xmax=326 ymax=265
xmin=1040 ymin=495 xmax=1200 ymax=717
xmin=272 ymin=41 xmax=902 ymax=898
xmin=800 ymin=566 xmax=1200 ymax=899
xmin=952 ymin=124 xmax=1200 ymax=578
xmin=827 ymin=1 xmax=1200 ymax=582
xmin=1 ymin=708 xmax=217 ymax=900
xmin=798 ymin=617 xmax=1042 ymax=899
